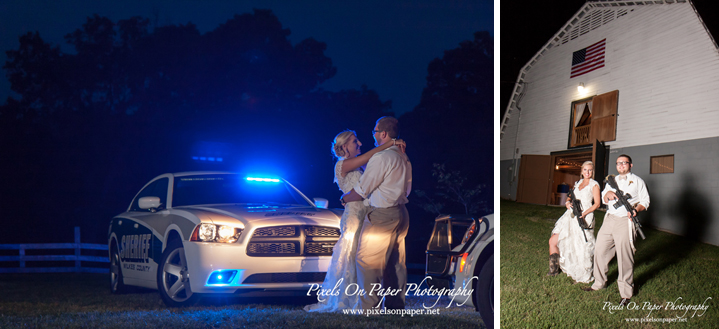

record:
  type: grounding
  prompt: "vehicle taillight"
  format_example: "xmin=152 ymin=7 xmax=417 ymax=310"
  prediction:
xmin=459 ymin=253 xmax=468 ymax=273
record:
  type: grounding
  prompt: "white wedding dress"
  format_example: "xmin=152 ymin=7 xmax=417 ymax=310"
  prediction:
xmin=551 ymin=179 xmax=597 ymax=283
xmin=304 ymin=160 xmax=367 ymax=312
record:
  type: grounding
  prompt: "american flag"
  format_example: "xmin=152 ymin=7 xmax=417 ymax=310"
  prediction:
xmin=571 ymin=39 xmax=606 ymax=78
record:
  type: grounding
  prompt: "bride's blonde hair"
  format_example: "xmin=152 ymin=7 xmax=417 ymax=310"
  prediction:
xmin=332 ymin=130 xmax=356 ymax=160
xmin=581 ymin=161 xmax=594 ymax=179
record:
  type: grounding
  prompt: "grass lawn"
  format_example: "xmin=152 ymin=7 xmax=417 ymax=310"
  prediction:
xmin=500 ymin=199 xmax=718 ymax=328
xmin=0 ymin=272 xmax=484 ymax=328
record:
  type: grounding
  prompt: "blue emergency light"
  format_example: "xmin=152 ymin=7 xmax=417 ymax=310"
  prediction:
xmin=191 ymin=156 xmax=223 ymax=162
xmin=246 ymin=177 xmax=280 ymax=183
xmin=206 ymin=270 xmax=239 ymax=286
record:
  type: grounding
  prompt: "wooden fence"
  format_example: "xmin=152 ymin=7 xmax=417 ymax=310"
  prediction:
xmin=0 ymin=227 xmax=108 ymax=273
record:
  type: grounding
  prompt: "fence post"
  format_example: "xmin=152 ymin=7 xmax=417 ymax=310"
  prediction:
xmin=75 ymin=227 xmax=81 ymax=272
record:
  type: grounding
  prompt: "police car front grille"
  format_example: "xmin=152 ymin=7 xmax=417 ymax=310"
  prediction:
xmin=242 ymin=272 xmax=327 ymax=284
xmin=253 ymin=226 xmax=296 ymax=237
xmin=247 ymin=225 xmax=339 ymax=257
xmin=304 ymin=242 xmax=335 ymax=255
xmin=247 ymin=243 xmax=297 ymax=254
xmin=304 ymin=226 xmax=340 ymax=237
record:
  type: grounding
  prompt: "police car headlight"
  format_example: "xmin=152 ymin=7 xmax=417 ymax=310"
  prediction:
xmin=217 ymin=225 xmax=238 ymax=243
xmin=191 ymin=224 xmax=242 ymax=243
xmin=198 ymin=224 xmax=217 ymax=241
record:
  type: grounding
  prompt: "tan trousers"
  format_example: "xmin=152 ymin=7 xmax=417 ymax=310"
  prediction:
xmin=591 ymin=213 xmax=636 ymax=298
xmin=355 ymin=204 xmax=409 ymax=309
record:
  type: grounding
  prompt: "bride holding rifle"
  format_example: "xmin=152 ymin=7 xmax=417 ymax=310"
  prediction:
xmin=547 ymin=161 xmax=600 ymax=283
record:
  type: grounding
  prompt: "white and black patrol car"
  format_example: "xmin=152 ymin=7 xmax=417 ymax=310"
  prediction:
xmin=108 ymin=172 xmax=341 ymax=307
xmin=425 ymin=214 xmax=494 ymax=327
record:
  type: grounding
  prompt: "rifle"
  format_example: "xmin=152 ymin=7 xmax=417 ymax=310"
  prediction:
xmin=567 ymin=188 xmax=589 ymax=242
xmin=605 ymin=175 xmax=647 ymax=240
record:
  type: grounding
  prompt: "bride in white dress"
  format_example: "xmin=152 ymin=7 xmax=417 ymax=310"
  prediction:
xmin=305 ymin=130 xmax=405 ymax=312
xmin=547 ymin=161 xmax=600 ymax=283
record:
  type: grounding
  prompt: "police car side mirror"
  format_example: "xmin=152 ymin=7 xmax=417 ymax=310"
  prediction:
xmin=139 ymin=196 xmax=162 ymax=212
xmin=313 ymin=198 xmax=328 ymax=209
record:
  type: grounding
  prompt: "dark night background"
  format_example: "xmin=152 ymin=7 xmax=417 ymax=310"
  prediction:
xmin=0 ymin=1 xmax=493 ymax=266
xmin=501 ymin=0 xmax=719 ymax=120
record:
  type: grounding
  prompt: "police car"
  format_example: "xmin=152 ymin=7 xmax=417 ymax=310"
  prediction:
xmin=108 ymin=172 xmax=341 ymax=307
xmin=425 ymin=214 xmax=494 ymax=328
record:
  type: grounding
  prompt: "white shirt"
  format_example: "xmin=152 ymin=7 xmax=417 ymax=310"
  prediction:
xmin=354 ymin=146 xmax=412 ymax=208
xmin=602 ymin=172 xmax=650 ymax=216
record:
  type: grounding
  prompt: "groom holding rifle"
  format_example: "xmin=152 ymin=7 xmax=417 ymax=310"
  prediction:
xmin=582 ymin=154 xmax=650 ymax=307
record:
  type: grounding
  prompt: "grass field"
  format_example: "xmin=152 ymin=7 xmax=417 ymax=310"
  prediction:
xmin=0 ymin=272 xmax=484 ymax=328
xmin=500 ymin=199 xmax=718 ymax=328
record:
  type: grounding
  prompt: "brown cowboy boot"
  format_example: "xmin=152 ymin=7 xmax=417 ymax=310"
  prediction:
xmin=547 ymin=253 xmax=560 ymax=276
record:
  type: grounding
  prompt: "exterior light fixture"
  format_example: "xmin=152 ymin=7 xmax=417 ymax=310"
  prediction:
xmin=578 ymin=82 xmax=585 ymax=92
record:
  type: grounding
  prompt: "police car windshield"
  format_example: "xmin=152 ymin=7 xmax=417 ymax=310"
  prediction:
xmin=172 ymin=174 xmax=313 ymax=208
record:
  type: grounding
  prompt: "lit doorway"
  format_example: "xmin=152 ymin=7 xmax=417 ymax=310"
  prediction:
xmin=548 ymin=150 xmax=592 ymax=205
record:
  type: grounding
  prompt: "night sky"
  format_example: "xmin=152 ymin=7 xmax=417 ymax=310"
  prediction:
xmin=0 ymin=0 xmax=493 ymax=116
xmin=500 ymin=0 xmax=587 ymax=118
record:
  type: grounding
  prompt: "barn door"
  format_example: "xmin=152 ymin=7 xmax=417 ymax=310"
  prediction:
xmin=589 ymin=90 xmax=618 ymax=142
xmin=592 ymin=140 xmax=608 ymax=188
xmin=517 ymin=155 xmax=551 ymax=204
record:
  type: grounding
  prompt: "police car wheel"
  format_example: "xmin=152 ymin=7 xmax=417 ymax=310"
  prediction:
xmin=110 ymin=243 xmax=127 ymax=294
xmin=157 ymin=238 xmax=200 ymax=307
xmin=475 ymin=254 xmax=494 ymax=329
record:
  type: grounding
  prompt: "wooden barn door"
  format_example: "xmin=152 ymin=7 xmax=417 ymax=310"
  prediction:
xmin=517 ymin=155 xmax=551 ymax=204
xmin=589 ymin=90 xmax=618 ymax=143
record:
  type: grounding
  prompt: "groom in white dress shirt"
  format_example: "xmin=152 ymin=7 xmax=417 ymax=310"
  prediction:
xmin=340 ymin=116 xmax=412 ymax=309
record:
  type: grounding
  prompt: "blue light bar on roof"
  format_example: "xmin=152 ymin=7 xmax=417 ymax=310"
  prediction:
xmin=246 ymin=177 xmax=280 ymax=182
xmin=192 ymin=156 xmax=223 ymax=162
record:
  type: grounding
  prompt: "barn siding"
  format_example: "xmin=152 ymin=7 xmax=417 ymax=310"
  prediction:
xmin=501 ymin=2 xmax=719 ymax=160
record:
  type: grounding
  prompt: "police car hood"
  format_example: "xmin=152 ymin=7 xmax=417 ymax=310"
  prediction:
xmin=178 ymin=204 xmax=341 ymax=226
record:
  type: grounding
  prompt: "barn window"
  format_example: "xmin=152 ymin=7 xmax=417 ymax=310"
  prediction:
xmin=568 ymin=90 xmax=618 ymax=149
xmin=569 ymin=98 xmax=593 ymax=147
xmin=650 ymin=155 xmax=674 ymax=174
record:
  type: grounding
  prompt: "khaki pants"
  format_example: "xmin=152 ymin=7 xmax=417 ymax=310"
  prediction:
xmin=355 ymin=204 xmax=409 ymax=309
xmin=591 ymin=213 xmax=636 ymax=298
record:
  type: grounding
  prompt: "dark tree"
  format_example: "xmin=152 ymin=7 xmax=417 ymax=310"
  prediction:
xmin=401 ymin=31 xmax=493 ymax=216
xmin=4 ymin=10 xmax=340 ymax=123
xmin=396 ymin=31 xmax=493 ymax=265
xmin=4 ymin=31 xmax=66 ymax=118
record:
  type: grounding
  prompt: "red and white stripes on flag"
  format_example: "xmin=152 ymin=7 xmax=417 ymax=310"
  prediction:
xmin=571 ymin=39 xmax=606 ymax=78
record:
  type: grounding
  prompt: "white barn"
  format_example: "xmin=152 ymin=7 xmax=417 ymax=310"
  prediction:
xmin=500 ymin=0 xmax=719 ymax=246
